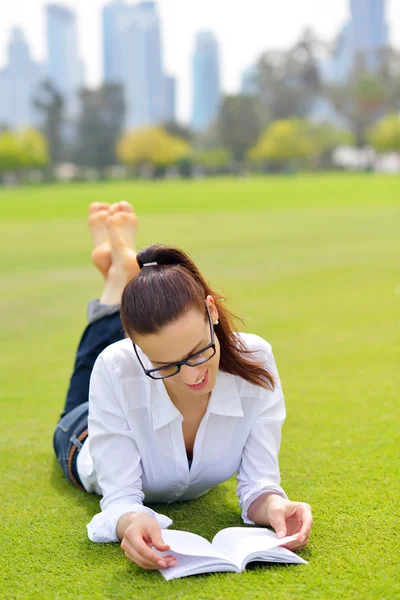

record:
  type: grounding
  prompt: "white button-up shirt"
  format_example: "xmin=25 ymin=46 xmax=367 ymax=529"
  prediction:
xmin=78 ymin=332 xmax=287 ymax=543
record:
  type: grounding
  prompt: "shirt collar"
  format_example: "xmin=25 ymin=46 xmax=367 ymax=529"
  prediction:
xmin=207 ymin=370 xmax=244 ymax=418
xmin=150 ymin=369 xmax=244 ymax=431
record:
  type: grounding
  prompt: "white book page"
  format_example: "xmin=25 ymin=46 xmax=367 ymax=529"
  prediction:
xmin=212 ymin=527 xmax=301 ymax=570
xmin=157 ymin=530 xmax=237 ymax=579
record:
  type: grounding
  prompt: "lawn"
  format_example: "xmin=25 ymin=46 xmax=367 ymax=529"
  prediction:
xmin=1 ymin=175 xmax=399 ymax=599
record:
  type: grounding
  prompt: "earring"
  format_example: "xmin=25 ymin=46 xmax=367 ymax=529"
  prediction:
xmin=214 ymin=319 xmax=219 ymax=325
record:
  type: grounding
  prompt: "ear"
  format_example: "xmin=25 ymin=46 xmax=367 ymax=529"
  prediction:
xmin=205 ymin=295 xmax=219 ymax=324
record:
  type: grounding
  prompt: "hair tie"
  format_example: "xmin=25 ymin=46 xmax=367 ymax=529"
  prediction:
xmin=142 ymin=261 xmax=158 ymax=267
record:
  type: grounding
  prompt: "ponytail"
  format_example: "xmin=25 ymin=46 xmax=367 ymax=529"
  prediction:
xmin=121 ymin=244 xmax=275 ymax=391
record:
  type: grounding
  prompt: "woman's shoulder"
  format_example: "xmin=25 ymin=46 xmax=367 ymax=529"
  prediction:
xmin=94 ymin=338 xmax=146 ymax=381
xmin=234 ymin=331 xmax=273 ymax=361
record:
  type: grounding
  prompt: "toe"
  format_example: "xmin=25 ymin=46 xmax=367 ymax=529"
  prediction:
xmin=108 ymin=202 xmax=122 ymax=215
xmin=89 ymin=202 xmax=110 ymax=214
xmin=118 ymin=201 xmax=133 ymax=213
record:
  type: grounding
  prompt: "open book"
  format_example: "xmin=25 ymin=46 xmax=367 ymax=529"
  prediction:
xmin=157 ymin=527 xmax=307 ymax=580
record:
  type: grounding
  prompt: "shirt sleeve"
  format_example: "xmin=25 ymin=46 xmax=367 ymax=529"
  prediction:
xmin=236 ymin=341 xmax=288 ymax=525
xmin=86 ymin=353 xmax=173 ymax=543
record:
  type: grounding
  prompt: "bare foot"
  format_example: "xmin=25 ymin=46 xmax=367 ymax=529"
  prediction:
xmin=89 ymin=202 xmax=112 ymax=278
xmin=100 ymin=202 xmax=140 ymax=305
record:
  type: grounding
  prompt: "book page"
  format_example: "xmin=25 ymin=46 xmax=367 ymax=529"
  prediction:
xmin=157 ymin=529 xmax=237 ymax=579
xmin=212 ymin=527 xmax=301 ymax=570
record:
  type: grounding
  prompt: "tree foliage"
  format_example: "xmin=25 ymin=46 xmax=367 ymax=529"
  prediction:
xmin=192 ymin=148 xmax=232 ymax=170
xmin=367 ymin=114 xmax=400 ymax=152
xmin=34 ymin=80 xmax=65 ymax=165
xmin=216 ymin=95 xmax=266 ymax=161
xmin=248 ymin=118 xmax=352 ymax=167
xmin=117 ymin=127 xmax=190 ymax=167
xmin=257 ymin=28 xmax=323 ymax=121
xmin=75 ymin=84 xmax=125 ymax=174
xmin=249 ymin=118 xmax=317 ymax=164
xmin=0 ymin=128 xmax=49 ymax=173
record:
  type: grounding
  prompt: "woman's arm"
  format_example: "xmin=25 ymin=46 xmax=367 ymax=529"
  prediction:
xmin=86 ymin=352 xmax=172 ymax=544
xmin=236 ymin=341 xmax=313 ymax=548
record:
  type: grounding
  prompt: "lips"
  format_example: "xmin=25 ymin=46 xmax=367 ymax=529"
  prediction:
xmin=186 ymin=369 xmax=209 ymax=391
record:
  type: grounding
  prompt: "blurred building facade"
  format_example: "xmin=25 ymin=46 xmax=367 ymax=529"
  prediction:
xmin=102 ymin=0 xmax=176 ymax=129
xmin=164 ymin=75 xmax=176 ymax=122
xmin=0 ymin=28 xmax=44 ymax=128
xmin=191 ymin=31 xmax=221 ymax=131
xmin=325 ymin=0 xmax=388 ymax=82
xmin=46 ymin=4 xmax=84 ymax=118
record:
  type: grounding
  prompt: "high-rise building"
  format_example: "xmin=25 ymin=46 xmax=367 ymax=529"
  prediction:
xmin=0 ymin=28 xmax=44 ymax=128
xmin=351 ymin=0 xmax=388 ymax=69
xmin=103 ymin=0 xmax=127 ymax=84
xmin=325 ymin=0 xmax=388 ymax=82
xmin=102 ymin=0 xmax=175 ymax=129
xmin=46 ymin=4 xmax=84 ymax=118
xmin=191 ymin=31 xmax=221 ymax=131
xmin=163 ymin=75 xmax=176 ymax=122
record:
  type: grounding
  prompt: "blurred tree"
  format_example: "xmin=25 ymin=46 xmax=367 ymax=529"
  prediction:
xmin=117 ymin=127 xmax=190 ymax=172
xmin=192 ymin=148 xmax=232 ymax=172
xmin=0 ymin=128 xmax=49 ymax=177
xmin=367 ymin=114 xmax=400 ymax=152
xmin=19 ymin=128 xmax=49 ymax=169
xmin=325 ymin=55 xmax=387 ymax=146
xmin=0 ymin=130 xmax=20 ymax=173
xmin=304 ymin=122 xmax=354 ymax=168
xmin=375 ymin=47 xmax=400 ymax=113
xmin=74 ymin=84 xmax=125 ymax=178
xmin=216 ymin=95 xmax=266 ymax=162
xmin=248 ymin=118 xmax=317 ymax=168
xmin=163 ymin=121 xmax=193 ymax=142
xmin=34 ymin=80 xmax=65 ymax=169
xmin=257 ymin=28 xmax=323 ymax=121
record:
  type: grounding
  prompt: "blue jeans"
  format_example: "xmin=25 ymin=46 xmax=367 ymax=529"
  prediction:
xmin=53 ymin=303 xmax=125 ymax=490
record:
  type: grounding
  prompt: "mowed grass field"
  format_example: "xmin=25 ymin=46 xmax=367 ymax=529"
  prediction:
xmin=1 ymin=175 xmax=399 ymax=600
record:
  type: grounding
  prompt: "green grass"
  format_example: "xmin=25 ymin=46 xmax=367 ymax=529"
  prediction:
xmin=1 ymin=175 xmax=399 ymax=599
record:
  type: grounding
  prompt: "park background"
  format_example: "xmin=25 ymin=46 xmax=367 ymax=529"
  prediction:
xmin=1 ymin=1 xmax=399 ymax=599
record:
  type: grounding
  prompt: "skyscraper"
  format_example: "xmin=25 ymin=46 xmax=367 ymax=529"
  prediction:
xmin=351 ymin=0 xmax=388 ymax=69
xmin=103 ymin=0 xmax=127 ymax=84
xmin=191 ymin=31 xmax=221 ymax=131
xmin=0 ymin=28 xmax=44 ymax=128
xmin=326 ymin=0 xmax=388 ymax=82
xmin=46 ymin=4 xmax=84 ymax=118
xmin=164 ymin=75 xmax=176 ymax=122
xmin=102 ymin=0 xmax=175 ymax=129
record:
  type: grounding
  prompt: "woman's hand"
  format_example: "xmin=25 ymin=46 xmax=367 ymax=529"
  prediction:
xmin=120 ymin=514 xmax=178 ymax=570
xmin=266 ymin=494 xmax=313 ymax=550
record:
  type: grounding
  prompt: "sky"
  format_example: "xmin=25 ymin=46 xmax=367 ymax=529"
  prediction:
xmin=0 ymin=0 xmax=399 ymax=123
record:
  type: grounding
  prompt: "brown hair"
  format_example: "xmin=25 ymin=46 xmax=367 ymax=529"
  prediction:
xmin=120 ymin=244 xmax=275 ymax=391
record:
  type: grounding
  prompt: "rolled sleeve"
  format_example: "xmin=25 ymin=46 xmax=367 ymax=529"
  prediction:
xmin=86 ymin=353 xmax=172 ymax=543
xmin=236 ymin=344 xmax=288 ymax=525
xmin=87 ymin=503 xmax=173 ymax=543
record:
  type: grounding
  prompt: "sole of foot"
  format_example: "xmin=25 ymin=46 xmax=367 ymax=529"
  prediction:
xmin=106 ymin=201 xmax=140 ymax=282
xmin=89 ymin=202 xmax=112 ymax=278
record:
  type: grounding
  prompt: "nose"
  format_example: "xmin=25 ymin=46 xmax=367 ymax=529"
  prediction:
xmin=180 ymin=364 xmax=201 ymax=386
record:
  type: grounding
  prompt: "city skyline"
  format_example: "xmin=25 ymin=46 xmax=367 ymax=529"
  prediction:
xmin=1 ymin=0 xmax=399 ymax=123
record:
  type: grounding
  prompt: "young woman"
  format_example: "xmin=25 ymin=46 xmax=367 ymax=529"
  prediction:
xmin=53 ymin=201 xmax=313 ymax=571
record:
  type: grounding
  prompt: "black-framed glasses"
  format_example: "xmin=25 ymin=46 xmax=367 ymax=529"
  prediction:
xmin=133 ymin=304 xmax=216 ymax=380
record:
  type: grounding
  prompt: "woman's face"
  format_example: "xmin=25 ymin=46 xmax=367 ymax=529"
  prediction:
xmin=133 ymin=296 xmax=220 ymax=401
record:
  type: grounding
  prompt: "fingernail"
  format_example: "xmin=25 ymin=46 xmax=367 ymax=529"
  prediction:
xmin=158 ymin=560 xmax=166 ymax=568
xmin=277 ymin=530 xmax=285 ymax=539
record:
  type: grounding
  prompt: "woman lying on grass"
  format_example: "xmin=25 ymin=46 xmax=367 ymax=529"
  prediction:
xmin=53 ymin=201 xmax=313 ymax=571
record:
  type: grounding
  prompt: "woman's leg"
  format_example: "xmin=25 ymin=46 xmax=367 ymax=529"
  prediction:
xmin=53 ymin=201 xmax=140 ymax=490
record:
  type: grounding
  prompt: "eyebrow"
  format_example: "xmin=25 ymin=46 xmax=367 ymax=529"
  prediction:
xmin=151 ymin=338 xmax=206 ymax=366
